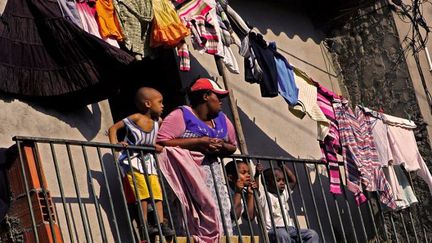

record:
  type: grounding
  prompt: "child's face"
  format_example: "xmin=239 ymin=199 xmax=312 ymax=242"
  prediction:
xmin=237 ymin=163 xmax=251 ymax=186
xmin=267 ymin=170 xmax=286 ymax=193
xmin=147 ymin=94 xmax=164 ymax=117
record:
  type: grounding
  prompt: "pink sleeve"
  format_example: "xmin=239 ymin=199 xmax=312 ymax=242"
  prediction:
xmin=157 ymin=109 xmax=186 ymax=142
xmin=226 ymin=116 xmax=237 ymax=146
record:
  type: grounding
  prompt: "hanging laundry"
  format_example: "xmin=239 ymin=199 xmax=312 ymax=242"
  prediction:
xmin=0 ymin=0 xmax=7 ymax=16
xmin=268 ymin=42 xmax=298 ymax=106
xmin=359 ymin=107 xmax=418 ymax=209
xmin=333 ymin=99 xmax=396 ymax=209
xmin=315 ymin=84 xmax=342 ymax=195
xmin=150 ymin=0 xmax=189 ymax=48
xmin=177 ymin=0 xmax=220 ymax=55
xmin=214 ymin=3 xmax=240 ymax=74
xmin=383 ymin=114 xmax=432 ymax=195
xmin=114 ymin=0 xmax=153 ymax=58
xmin=244 ymin=32 xmax=278 ymax=97
xmin=95 ymin=0 xmax=124 ymax=42
xmin=76 ymin=2 xmax=119 ymax=47
xmin=289 ymin=68 xmax=329 ymax=141
xmin=58 ymin=0 xmax=83 ymax=28
xmin=225 ymin=5 xmax=250 ymax=41
xmin=0 ymin=0 xmax=134 ymax=106
xmin=383 ymin=165 xmax=418 ymax=209
xmin=177 ymin=40 xmax=190 ymax=71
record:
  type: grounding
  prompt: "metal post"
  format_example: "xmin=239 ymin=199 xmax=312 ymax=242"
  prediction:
xmin=16 ymin=141 xmax=40 ymax=243
xmin=49 ymin=143 xmax=75 ymax=243
xmin=81 ymin=146 xmax=107 ymax=242
xmin=65 ymin=144 xmax=91 ymax=242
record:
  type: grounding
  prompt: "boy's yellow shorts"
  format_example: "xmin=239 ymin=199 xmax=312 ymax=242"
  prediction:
xmin=126 ymin=171 xmax=163 ymax=201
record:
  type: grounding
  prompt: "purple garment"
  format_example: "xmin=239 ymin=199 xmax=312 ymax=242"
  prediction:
xmin=180 ymin=106 xmax=228 ymax=139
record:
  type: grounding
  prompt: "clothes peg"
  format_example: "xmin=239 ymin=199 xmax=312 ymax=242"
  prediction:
xmin=378 ymin=107 xmax=384 ymax=113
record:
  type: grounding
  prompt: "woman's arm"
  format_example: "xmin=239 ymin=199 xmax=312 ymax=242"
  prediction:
xmin=158 ymin=137 xmax=217 ymax=154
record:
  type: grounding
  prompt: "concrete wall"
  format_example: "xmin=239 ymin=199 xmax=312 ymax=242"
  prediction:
xmin=176 ymin=1 xmax=368 ymax=242
xmin=325 ymin=0 xmax=432 ymax=240
xmin=180 ymin=0 xmax=341 ymax=159
xmin=0 ymin=97 xmax=125 ymax=242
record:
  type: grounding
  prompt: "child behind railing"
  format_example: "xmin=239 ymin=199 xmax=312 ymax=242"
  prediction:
xmin=260 ymin=165 xmax=319 ymax=243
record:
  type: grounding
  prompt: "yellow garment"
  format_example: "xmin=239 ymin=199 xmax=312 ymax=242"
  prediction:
xmin=150 ymin=0 xmax=190 ymax=47
xmin=95 ymin=0 xmax=124 ymax=41
xmin=126 ymin=172 xmax=163 ymax=200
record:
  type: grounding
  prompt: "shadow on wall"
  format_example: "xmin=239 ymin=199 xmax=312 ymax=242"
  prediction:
xmin=88 ymin=153 xmax=134 ymax=243
xmin=28 ymin=103 xmax=102 ymax=141
xmin=0 ymin=93 xmax=102 ymax=141
xmin=230 ymin=0 xmax=324 ymax=44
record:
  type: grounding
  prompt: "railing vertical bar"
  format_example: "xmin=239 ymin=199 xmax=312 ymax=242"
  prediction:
xmin=355 ymin=202 xmax=368 ymax=242
xmin=65 ymin=144 xmax=91 ymax=243
xmin=375 ymin=192 xmax=390 ymax=241
xmin=219 ymin=158 xmax=244 ymax=243
xmin=260 ymin=159 xmax=280 ymax=243
xmin=208 ymin=161 xmax=231 ymax=243
xmin=408 ymin=208 xmax=419 ymax=243
xmin=280 ymin=161 xmax=302 ymax=243
xmin=16 ymin=141 xmax=40 ymax=243
xmin=407 ymin=171 xmax=427 ymax=242
xmin=110 ymin=148 xmax=136 ymax=242
xmin=95 ymin=147 xmax=122 ymax=242
xmin=399 ymin=211 xmax=410 ymax=243
xmin=153 ymin=152 xmax=180 ymax=243
xmin=124 ymin=150 xmax=147 ymax=242
xmin=338 ymin=172 xmax=359 ymax=243
xmin=302 ymin=163 xmax=325 ymax=242
xmin=389 ymin=213 xmax=400 ymax=243
xmin=254 ymin=159 xmax=271 ymax=243
xmin=82 ymin=202 xmax=94 ymax=242
xmin=49 ymin=143 xmax=75 ymax=243
xmin=293 ymin=160 xmax=310 ymax=242
xmin=125 ymin=150 xmax=149 ymax=242
xmin=32 ymin=143 xmax=59 ymax=243
xmin=314 ymin=164 xmax=338 ymax=243
xmin=138 ymin=151 xmax=164 ymax=243
xmin=242 ymin=158 xmax=258 ymax=243
xmin=365 ymin=198 xmax=379 ymax=241
xmin=81 ymin=146 xmax=107 ymax=242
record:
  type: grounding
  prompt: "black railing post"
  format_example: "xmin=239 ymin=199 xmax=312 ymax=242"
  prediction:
xmin=81 ymin=146 xmax=107 ymax=242
xmin=49 ymin=142 xmax=75 ymax=243
xmin=65 ymin=144 xmax=91 ymax=242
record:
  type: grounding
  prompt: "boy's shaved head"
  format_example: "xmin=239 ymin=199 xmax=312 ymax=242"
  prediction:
xmin=135 ymin=87 xmax=162 ymax=102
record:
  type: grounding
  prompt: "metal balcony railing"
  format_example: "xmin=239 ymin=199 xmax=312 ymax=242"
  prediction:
xmin=1 ymin=136 xmax=429 ymax=243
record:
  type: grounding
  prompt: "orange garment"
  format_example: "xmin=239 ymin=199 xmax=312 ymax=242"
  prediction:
xmin=150 ymin=0 xmax=189 ymax=47
xmin=95 ymin=0 xmax=124 ymax=41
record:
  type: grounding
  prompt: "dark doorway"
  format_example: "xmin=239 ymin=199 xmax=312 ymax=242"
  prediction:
xmin=108 ymin=49 xmax=186 ymax=123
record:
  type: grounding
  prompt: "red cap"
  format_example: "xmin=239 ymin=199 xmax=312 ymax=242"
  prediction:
xmin=190 ymin=78 xmax=229 ymax=96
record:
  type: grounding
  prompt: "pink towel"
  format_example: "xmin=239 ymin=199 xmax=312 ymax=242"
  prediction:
xmin=157 ymin=147 xmax=222 ymax=243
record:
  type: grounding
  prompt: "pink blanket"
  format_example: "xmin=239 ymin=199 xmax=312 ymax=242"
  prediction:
xmin=157 ymin=146 xmax=222 ymax=243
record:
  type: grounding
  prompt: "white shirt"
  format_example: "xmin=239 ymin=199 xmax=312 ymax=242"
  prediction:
xmin=259 ymin=187 xmax=294 ymax=230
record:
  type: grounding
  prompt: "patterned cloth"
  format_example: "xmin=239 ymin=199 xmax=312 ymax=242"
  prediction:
xmin=177 ymin=40 xmax=190 ymax=71
xmin=333 ymin=99 xmax=396 ymax=209
xmin=316 ymin=84 xmax=342 ymax=194
xmin=114 ymin=0 xmax=153 ymax=56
